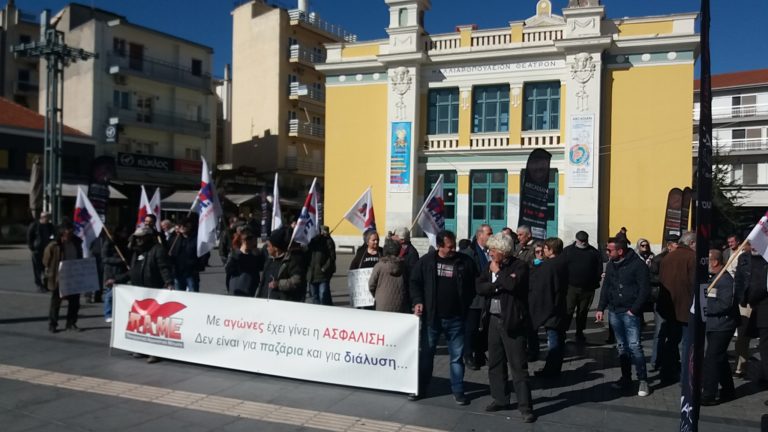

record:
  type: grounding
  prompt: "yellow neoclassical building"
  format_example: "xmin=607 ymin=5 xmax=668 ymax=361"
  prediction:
xmin=318 ymin=0 xmax=698 ymax=248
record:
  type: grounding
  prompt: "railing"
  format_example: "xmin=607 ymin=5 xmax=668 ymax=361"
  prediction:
xmin=13 ymin=80 xmax=38 ymax=94
xmin=693 ymin=103 xmax=768 ymax=121
xmin=523 ymin=29 xmax=564 ymax=43
xmin=107 ymin=106 xmax=211 ymax=137
xmin=285 ymin=156 xmax=324 ymax=174
xmin=289 ymin=44 xmax=326 ymax=64
xmin=288 ymin=9 xmax=357 ymax=43
xmin=425 ymin=34 xmax=461 ymax=53
xmin=288 ymin=119 xmax=324 ymax=139
xmin=108 ymin=51 xmax=212 ymax=92
xmin=471 ymin=134 xmax=511 ymax=149
xmin=424 ymin=135 xmax=460 ymax=151
xmin=692 ymin=137 xmax=768 ymax=153
xmin=522 ymin=131 xmax=561 ymax=147
xmin=471 ymin=30 xmax=511 ymax=48
xmin=289 ymin=81 xmax=325 ymax=103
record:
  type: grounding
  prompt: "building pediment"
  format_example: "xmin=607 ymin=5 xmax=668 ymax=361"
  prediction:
xmin=524 ymin=14 xmax=565 ymax=28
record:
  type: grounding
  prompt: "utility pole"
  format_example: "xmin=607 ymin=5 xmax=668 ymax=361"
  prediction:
xmin=10 ymin=9 xmax=96 ymax=224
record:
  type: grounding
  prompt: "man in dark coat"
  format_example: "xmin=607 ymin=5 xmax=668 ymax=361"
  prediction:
xmin=126 ymin=227 xmax=173 ymax=289
xmin=562 ymin=230 xmax=602 ymax=342
xmin=27 ymin=211 xmax=55 ymax=292
xmin=410 ymin=230 xmax=476 ymax=405
xmin=745 ymin=245 xmax=768 ymax=383
xmin=596 ymin=238 xmax=651 ymax=397
xmin=460 ymin=223 xmax=492 ymax=370
xmin=307 ymin=226 xmax=336 ymax=305
xmin=257 ymin=227 xmax=307 ymax=302
xmin=169 ymin=218 xmax=208 ymax=292
xmin=649 ymin=234 xmax=679 ymax=371
xmin=391 ymin=227 xmax=420 ymax=270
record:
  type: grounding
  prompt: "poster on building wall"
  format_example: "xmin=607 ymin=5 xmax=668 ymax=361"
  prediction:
xmin=567 ymin=114 xmax=595 ymax=188
xmin=519 ymin=149 xmax=552 ymax=240
xmin=390 ymin=122 xmax=412 ymax=193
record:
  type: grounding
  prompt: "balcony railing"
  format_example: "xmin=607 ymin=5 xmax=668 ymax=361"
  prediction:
xmin=285 ymin=156 xmax=324 ymax=174
xmin=425 ymin=34 xmax=461 ymax=53
xmin=424 ymin=135 xmax=460 ymax=151
xmin=13 ymin=80 xmax=38 ymax=94
xmin=108 ymin=51 xmax=212 ymax=93
xmin=289 ymin=82 xmax=325 ymax=103
xmin=521 ymin=131 xmax=562 ymax=147
xmin=289 ymin=44 xmax=326 ymax=65
xmin=288 ymin=9 xmax=357 ymax=43
xmin=288 ymin=119 xmax=324 ymax=139
xmin=692 ymin=137 xmax=768 ymax=153
xmin=107 ymin=106 xmax=211 ymax=138
xmin=693 ymin=103 xmax=768 ymax=121
xmin=471 ymin=133 xmax=511 ymax=149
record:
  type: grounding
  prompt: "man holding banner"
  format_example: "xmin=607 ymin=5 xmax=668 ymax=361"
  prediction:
xmin=43 ymin=222 xmax=83 ymax=333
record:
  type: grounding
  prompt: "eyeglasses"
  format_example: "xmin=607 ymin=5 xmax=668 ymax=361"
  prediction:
xmin=534 ymin=250 xmax=544 ymax=255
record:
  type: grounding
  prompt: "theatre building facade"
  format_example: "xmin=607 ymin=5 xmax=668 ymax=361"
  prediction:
xmin=318 ymin=0 xmax=698 ymax=248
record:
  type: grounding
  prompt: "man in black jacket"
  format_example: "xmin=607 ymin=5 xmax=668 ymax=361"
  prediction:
xmin=745 ymin=244 xmax=768 ymax=383
xmin=460 ymin=224 xmax=492 ymax=370
xmin=27 ymin=211 xmax=55 ymax=292
xmin=596 ymin=238 xmax=651 ymax=397
xmin=307 ymin=226 xmax=336 ymax=305
xmin=126 ymin=227 xmax=173 ymax=289
xmin=562 ymin=231 xmax=602 ymax=343
xmin=410 ymin=230 xmax=476 ymax=405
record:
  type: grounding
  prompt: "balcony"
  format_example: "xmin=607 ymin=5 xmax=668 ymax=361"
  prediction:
xmin=107 ymin=106 xmax=211 ymax=138
xmin=289 ymin=44 xmax=325 ymax=65
xmin=13 ymin=80 xmax=38 ymax=94
xmin=288 ymin=9 xmax=357 ymax=43
xmin=424 ymin=135 xmax=460 ymax=151
xmin=107 ymin=51 xmax=212 ymax=93
xmin=289 ymin=82 xmax=325 ymax=105
xmin=692 ymin=137 xmax=768 ymax=154
xmin=521 ymin=131 xmax=562 ymax=147
xmin=285 ymin=156 xmax=324 ymax=175
xmin=288 ymin=119 xmax=324 ymax=140
xmin=693 ymin=103 xmax=768 ymax=123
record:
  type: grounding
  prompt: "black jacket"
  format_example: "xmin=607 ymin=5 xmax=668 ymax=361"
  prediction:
xmin=257 ymin=247 xmax=307 ymax=302
xmin=745 ymin=253 xmax=768 ymax=329
xmin=410 ymin=250 xmax=477 ymax=327
xmin=350 ymin=246 xmax=383 ymax=269
xmin=226 ymin=250 xmax=264 ymax=296
xmin=528 ymin=254 xmax=569 ymax=329
xmin=598 ymin=249 xmax=650 ymax=315
xmin=307 ymin=234 xmax=336 ymax=283
xmin=476 ymin=257 xmax=530 ymax=335
xmin=27 ymin=221 xmax=55 ymax=252
xmin=705 ymin=271 xmax=739 ymax=333
xmin=169 ymin=233 xmax=208 ymax=278
xmin=460 ymin=240 xmax=490 ymax=309
xmin=400 ymin=242 xmax=420 ymax=271
xmin=126 ymin=244 xmax=173 ymax=288
xmin=102 ymin=236 xmax=131 ymax=283
xmin=563 ymin=243 xmax=602 ymax=290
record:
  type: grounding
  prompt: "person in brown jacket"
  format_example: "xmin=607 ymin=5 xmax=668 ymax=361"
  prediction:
xmin=658 ymin=230 xmax=696 ymax=383
xmin=43 ymin=222 xmax=83 ymax=333
xmin=369 ymin=239 xmax=410 ymax=313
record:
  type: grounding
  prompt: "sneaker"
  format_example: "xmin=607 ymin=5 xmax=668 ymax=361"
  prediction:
xmin=521 ymin=412 xmax=537 ymax=423
xmin=611 ymin=378 xmax=632 ymax=390
xmin=105 ymin=317 xmax=113 ymax=323
xmin=407 ymin=393 xmax=420 ymax=401
xmin=453 ymin=393 xmax=469 ymax=406
xmin=637 ymin=380 xmax=650 ymax=397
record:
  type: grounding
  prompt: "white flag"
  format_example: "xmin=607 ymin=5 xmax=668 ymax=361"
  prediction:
xmin=136 ymin=185 xmax=152 ymax=228
xmin=74 ymin=187 xmax=104 ymax=258
xmin=291 ymin=178 xmax=320 ymax=246
xmin=196 ymin=157 xmax=222 ymax=257
xmin=149 ymin=187 xmax=162 ymax=231
xmin=272 ymin=173 xmax=282 ymax=231
xmin=343 ymin=187 xmax=377 ymax=233
xmin=747 ymin=211 xmax=768 ymax=261
xmin=416 ymin=174 xmax=446 ymax=247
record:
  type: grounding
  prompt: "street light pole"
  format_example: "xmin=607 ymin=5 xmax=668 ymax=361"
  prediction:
xmin=10 ymin=9 xmax=96 ymax=224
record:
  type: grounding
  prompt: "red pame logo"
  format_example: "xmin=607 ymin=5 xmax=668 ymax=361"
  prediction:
xmin=125 ymin=299 xmax=186 ymax=348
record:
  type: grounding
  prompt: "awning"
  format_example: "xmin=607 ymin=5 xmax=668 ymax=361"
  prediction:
xmin=161 ymin=190 xmax=198 ymax=211
xmin=0 ymin=178 xmax=127 ymax=199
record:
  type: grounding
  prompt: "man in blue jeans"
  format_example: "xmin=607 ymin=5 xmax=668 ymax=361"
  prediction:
xmin=410 ymin=230 xmax=477 ymax=405
xmin=596 ymin=237 xmax=652 ymax=397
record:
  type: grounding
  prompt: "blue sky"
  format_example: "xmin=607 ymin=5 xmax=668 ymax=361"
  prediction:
xmin=21 ymin=0 xmax=768 ymax=77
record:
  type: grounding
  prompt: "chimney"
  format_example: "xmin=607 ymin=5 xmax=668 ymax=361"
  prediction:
xmin=298 ymin=0 xmax=308 ymax=13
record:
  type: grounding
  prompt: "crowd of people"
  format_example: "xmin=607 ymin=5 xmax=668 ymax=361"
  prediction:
xmin=27 ymin=212 xmax=768 ymax=418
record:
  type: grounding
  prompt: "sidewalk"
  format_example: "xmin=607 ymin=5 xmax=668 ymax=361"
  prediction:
xmin=0 ymin=244 xmax=765 ymax=431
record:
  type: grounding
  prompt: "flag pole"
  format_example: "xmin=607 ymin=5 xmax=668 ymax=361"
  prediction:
xmin=101 ymin=225 xmax=130 ymax=269
xmin=332 ymin=186 xmax=373 ymax=235
xmin=328 ymin=216 xmax=346 ymax=235
xmin=167 ymin=196 xmax=200 ymax=256
xmin=705 ymin=239 xmax=749 ymax=293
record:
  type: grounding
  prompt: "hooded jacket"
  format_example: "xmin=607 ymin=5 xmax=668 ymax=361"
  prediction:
xmin=369 ymin=256 xmax=410 ymax=313
xmin=598 ymin=248 xmax=651 ymax=316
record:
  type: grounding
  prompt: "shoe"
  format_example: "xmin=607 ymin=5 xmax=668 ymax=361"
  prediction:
xmin=637 ymin=380 xmax=650 ymax=397
xmin=146 ymin=356 xmax=161 ymax=364
xmin=453 ymin=393 xmax=469 ymax=406
xmin=575 ymin=332 xmax=587 ymax=343
xmin=65 ymin=324 xmax=83 ymax=332
xmin=473 ymin=353 xmax=487 ymax=368
xmin=131 ymin=352 xmax=147 ymax=359
xmin=485 ymin=401 xmax=510 ymax=412
xmin=105 ymin=317 xmax=113 ymax=323
xmin=407 ymin=393 xmax=420 ymax=401
xmin=700 ymin=398 xmax=718 ymax=406
xmin=521 ymin=412 xmax=537 ymax=423
xmin=611 ymin=378 xmax=632 ymax=390
xmin=37 ymin=287 xmax=48 ymax=293
xmin=718 ymin=391 xmax=735 ymax=403
xmin=534 ymin=368 xmax=557 ymax=378
xmin=48 ymin=325 xmax=58 ymax=333
xmin=464 ymin=356 xmax=478 ymax=370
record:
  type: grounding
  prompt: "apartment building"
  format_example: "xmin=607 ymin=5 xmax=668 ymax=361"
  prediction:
xmin=37 ymin=3 xmax=216 ymax=192
xmin=230 ymin=0 xmax=355 ymax=200
xmin=319 ymin=0 xmax=699 ymax=247
xmin=0 ymin=0 xmax=40 ymax=110
xmin=694 ymin=69 xmax=768 ymax=219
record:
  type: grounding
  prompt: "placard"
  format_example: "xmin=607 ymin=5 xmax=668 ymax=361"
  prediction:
xmin=347 ymin=268 xmax=375 ymax=308
xmin=58 ymin=258 xmax=100 ymax=297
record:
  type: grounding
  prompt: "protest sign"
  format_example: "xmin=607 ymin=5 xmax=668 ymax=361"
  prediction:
xmin=111 ymin=285 xmax=419 ymax=394
xmin=347 ymin=268 xmax=375 ymax=308
xmin=59 ymin=258 xmax=100 ymax=297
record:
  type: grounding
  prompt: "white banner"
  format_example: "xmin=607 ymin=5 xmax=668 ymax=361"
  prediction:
xmin=59 ymin=258 xmax=100 ymax=297
xmin=111 ymin=285 xmax=418 ymax=393
xmin=347 ymin=268 xmax=375 ymax=308
xmin=567 ymin=114 xmax=595 ymax=188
